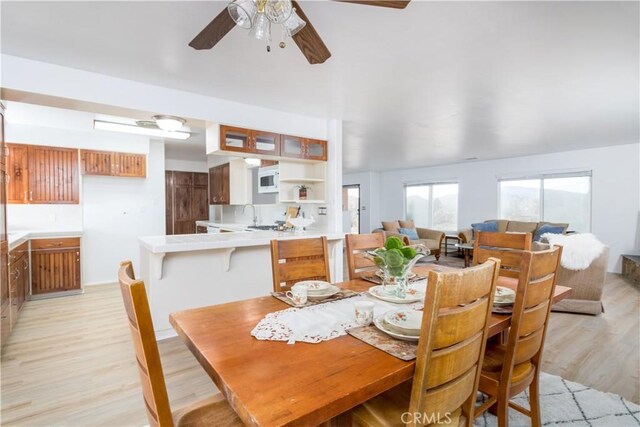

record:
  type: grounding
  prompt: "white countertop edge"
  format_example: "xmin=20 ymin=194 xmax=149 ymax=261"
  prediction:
xmin=9 ymin=230 xmax=84 ymax=250
xmin=138 ymin=231 xmax=345 ymax=254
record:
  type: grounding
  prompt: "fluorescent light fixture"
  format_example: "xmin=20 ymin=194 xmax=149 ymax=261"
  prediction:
xmin=94 ymin=120 xmax=190 ymax=140
xmin=245 ymin=158 xmax=261 ymax=167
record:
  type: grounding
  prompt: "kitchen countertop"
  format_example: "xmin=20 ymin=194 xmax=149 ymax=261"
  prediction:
xmin=139 ymin=228 xmax=344 ymax=254
xmin=8 ymin=229 xmax=84 ymax=250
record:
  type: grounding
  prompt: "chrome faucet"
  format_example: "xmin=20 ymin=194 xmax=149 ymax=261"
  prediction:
xmin=242 ymin=204 xmax=258 ymax=226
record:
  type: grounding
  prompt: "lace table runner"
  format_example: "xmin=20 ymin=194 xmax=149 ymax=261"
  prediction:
xmin=251 ymin=281 xmax=426 ymax=344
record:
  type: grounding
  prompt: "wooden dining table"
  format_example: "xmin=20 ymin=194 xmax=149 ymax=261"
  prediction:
xmin=169 ymin=264 xmax=572 ymax=427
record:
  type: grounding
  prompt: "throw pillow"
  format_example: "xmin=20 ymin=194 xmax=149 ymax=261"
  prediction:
xmin=471 ymin=221 xmax=499 ymax=238
xmin=398 ymin=219 xmax=415 ymax=229
xmin=398 ymin=227 xmax=419 ymax=240
xmin=534 ymin=224 xmax=566 ymax=242
xmin=382 ymin=221 xmax=400 ymax=233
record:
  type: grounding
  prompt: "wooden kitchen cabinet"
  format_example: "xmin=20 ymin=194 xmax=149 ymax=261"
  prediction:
xmin=220 ymin=125 xmax=281 ymax=157
xmin=165 ymin=171 xmax=209 ymax=235
xmin=80 ymin=149 xmax=146 ymax=178
xmin=6 ymin=144 xmax=29 ymax=204
xmin=209 ymin=163 xmax=230 ymax=205
xmin=281 ymin=135 xmax=327 ymax=161
xmin=7 ymin=143 xmax=79 ymax=204
xmin=8 ymin=241 xmax=29 ymax=330
xmin=31 ymin=238 xmax=81 ymax=295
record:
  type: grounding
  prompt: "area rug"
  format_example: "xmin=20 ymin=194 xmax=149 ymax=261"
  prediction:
xmin=474 ymin=372 xmax=640 ymax=426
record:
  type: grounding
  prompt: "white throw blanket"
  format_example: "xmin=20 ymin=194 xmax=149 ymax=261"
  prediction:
xmin=541 ymin=233 xmax=605 ymax=271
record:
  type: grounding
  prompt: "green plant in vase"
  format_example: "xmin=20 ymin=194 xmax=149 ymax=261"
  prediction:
xmin=367 ymin=236 xmax=429 ymax=298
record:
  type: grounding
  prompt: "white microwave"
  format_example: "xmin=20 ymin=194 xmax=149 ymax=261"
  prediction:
xmin=258 ymin=166 xmax=279 ymax=194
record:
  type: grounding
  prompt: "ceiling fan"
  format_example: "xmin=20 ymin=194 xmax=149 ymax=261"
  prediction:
xmin=189 ymin=0 xmax=411 ymax=65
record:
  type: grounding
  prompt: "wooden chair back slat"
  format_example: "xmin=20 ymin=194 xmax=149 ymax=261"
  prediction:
xmin=118 ymin=261 xmax=174 ymax=427
xmin=270 ymin=237 xmax=331 ymax=292
xmin=433 ymin=298 xmax=490 ymax=349
xmin=500 ymin=247 xmax=562 ymax=381
xmin=474 ymin=231 xmax=532 ymax=251
xmin=519 ymin=301 xmax=549 ymax=337
xmin=345 ymin=233 xmax=385 ymax=279
xmin=472 ymin=232 xmax=533 ymax=278
xmin=423 ymin=367 xmax=477 ymax=419
xmin=427 ymin=332 xmax=483 ymax=389
xmin=408 ymin=259 xmax=501 ymax=424
xmin=524 ymin=275 xmax=556 ymax=307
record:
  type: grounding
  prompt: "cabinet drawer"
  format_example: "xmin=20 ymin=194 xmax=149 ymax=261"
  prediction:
xmin=9 ymin=242 xmax=28 ymax=263
xmin=31 ymin=238 xmax=80 ymax=250
xmin=1 ymin=306 xmax=10 ymax=348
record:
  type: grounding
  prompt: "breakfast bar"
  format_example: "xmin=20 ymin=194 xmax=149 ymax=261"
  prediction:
xmin=138 ymin=229 xmax=344 ymax=339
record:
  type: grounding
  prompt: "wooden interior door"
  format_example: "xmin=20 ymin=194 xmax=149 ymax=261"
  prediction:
xmin=192 ymin=173 xmax=209 ymax=221
xmin=7 ymin=144 xmax=29 ymax=204
xmin=113 ymin=152 xmax=146 ymax=177
xmin=80 ymin=150 xmax=113 ymax=175
xmin=27 ymin=145 xmax=79 ymax=204
xmin=31 ymin=248 xmax=81 ymax=295
xmin=165 ymin=171 xmax=174 ymax=235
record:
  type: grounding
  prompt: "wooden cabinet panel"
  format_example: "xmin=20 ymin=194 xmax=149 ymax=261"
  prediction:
xmin=209 ymin=164 xmax=230 ymax=205
xmin=193 ymin=172 xmax=209 ymax=187
xmin=192 ymin=186 xmax=209 ymax=220
xmin=1 ymin=241 xmax=8 ymax=312
xmin=7 ymin=144 xmax=29 ymax=204
xmin=0 ymin=306 xmax=9 ymax=348
xmin=166 ymin=171 xmax=209 ymax=235
xmin=80 ymin=150 xmax=113 ymax=175
xmin=113 ymin=152 xmax=146 ymax=177
xmin=27 ymin=145 xmax=79 ymax=204
xmin=31 ymin=238 xmax=80 ymax=251
xmin=31 ymin=247 xmax=81 ymax=295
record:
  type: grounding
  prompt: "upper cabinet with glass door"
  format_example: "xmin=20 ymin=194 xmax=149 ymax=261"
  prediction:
xmin=220 ymin=125 xmax=281 ymax=156
xmin=281 ymin=135 xmax=327 ymax=161
xmin=214 ymin=125 xmax=327 ymax=162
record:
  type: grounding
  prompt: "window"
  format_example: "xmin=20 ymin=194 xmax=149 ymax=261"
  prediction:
xmin=405 ymin=182 xmax=459 ymax=231
xmin=499 ymin=172 xmax=591 ymax=232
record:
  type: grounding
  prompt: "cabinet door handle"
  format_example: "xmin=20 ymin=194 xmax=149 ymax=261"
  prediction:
xmin=24 ymin=191 xmax=28 ymax=202
xmin=29 ymin=191 xmax=33 ymax=201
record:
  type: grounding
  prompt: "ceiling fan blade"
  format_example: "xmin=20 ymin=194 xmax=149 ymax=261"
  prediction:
xmin=333 ymin=0 xmax=410 ymax=9
xmin=291 ymin=1 xmax=332 ymax=64
xmin=189 ymin=8 xmax=236 ymax=50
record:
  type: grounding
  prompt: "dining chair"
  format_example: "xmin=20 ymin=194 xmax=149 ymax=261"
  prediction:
xmin=351 ymin=258 xmax=501 ymax=427
xmin=474 ymin=247 xmax=562 ymax=427
xmin=270 ymin=236 xmax=331 ymax=292
xmin=118 ymin=261 xmax=242 ymax=427
xmin=345 ymin=232 xmax=385 ymax=280
xmin=473 ymin=231 xmax=532 ymax=283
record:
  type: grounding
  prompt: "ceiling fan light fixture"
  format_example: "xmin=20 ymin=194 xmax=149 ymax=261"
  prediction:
xmin=283 ymin=9 xmax=306 ymax=37
xmin=264 ymin=0 xmax=293 ymax=24
xmin=152 ymin=115 xmax=186 ymax=132
xmin=249 ymin=12 xmax=271 ymax=41
xmin=227 ymin=0 xmax=257 ymax=29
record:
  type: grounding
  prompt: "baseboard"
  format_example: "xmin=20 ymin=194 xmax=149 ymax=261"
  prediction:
xmin=82 ymin=281 xmax=117 ymax=287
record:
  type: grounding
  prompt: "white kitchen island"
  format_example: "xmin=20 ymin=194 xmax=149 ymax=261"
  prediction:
xmin=138 ymin=229 xmax=344 ymax=339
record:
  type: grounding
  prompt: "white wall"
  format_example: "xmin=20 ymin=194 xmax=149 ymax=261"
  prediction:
xmin=5 ymin=105 xmax=166 ymax=285
xmin=164 ymin=158 xmax=208 ymax=173
xmin=376 ymin=143 xmax=639 ymax=272
xmin=342 ymin=171 xmax=381 ymax=233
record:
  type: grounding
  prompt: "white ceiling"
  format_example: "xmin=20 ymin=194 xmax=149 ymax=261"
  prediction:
xmin=2 ymin=1 xmax=638 ymax=172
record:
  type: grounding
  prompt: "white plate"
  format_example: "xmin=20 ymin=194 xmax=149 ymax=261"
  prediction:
xmin=295 ymin=280 xmax=331 ymax=295
xmin=367 ymin=285 xmax=425 ymax=304
xmin=384 ymin=309 xmax=423 ymax=336
xmin=307 ymin=284 xmax=341 ymax=300
xmin=373 ymin=315 xmax=419 ymax=342
xmin=375 ymin=270 xmax=417 ymax=280
xmin=494 ymin=286 xmax=516 ymax=305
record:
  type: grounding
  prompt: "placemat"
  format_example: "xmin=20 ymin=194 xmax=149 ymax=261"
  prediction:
xmin=347 ymin=325 xmax=418 ymax=361
xmin=271 ymin=289 xmax=359 ymax=308
xmin=360 ymin=273 xmax=427 ymax=285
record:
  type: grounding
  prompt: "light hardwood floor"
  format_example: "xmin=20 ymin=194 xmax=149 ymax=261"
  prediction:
xmin=1 ymin=267 xmax=638 ymax=426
